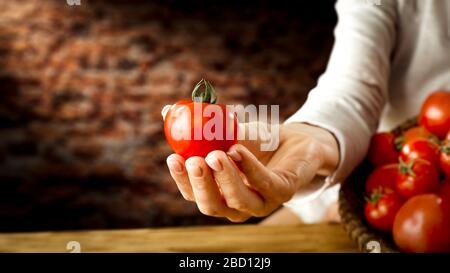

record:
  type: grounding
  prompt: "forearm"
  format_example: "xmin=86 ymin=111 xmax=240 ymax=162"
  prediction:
xmin=282 ymin=2 xmax=397 ymax=219
xmin=286 ymin=0 xmax=396 ymax=184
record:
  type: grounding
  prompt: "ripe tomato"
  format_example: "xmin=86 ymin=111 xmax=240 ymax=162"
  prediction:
xmin=419 ymin=90 xmax=450 ymax=139
xmin=396 ymin=126 xmax=438 ymax=148
xmin=393 ymin=194 xmax=450 ymax=253
xmin=364 ymin=190 xmax=404 ymax=232
xmin=367 ymin=132 xmax=399 ymax=167
xmin=365 ymin=164 xmax=399 ymax=194
xmin=395 ymin=158 xmax=440 ymax=199
xmin=163 ymin=80 xmax=238 ymax=158
xmin=400 ymin=138 xmax=440 ymax=171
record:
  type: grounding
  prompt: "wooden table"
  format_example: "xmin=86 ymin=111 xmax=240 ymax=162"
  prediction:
xmin=0 ymin=224 xmax=357 ymax=253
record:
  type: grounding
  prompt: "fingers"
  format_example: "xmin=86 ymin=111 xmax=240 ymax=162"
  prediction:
xmin=166 ymin=154 xmax=194 ymax=201
xmin=185 ymin=157 xmax=250 ymax=222
xmin=167 ymin=144 xmax=298 ymax=220
xmin=167 ymin=153 xmax=250 ymax=222
xmin=227 ymin=144 xmax=295 ymax=203
xmin=205 ymin=151 xmax=267 ymax=216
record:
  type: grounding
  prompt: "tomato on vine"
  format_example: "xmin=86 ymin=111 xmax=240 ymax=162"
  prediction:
xmin=400 ymin=138 xmax=441 ymax=172
xmin=163 ymin=79 xmax=238 ymax=158
xmin=419 ymin=90 xmax=450 ymax=139
xmin=364 ymin=189 xmax=404 ymax=232
xmin=365 ymin=164 xmax=398 ymax=194
xmin=395 ymin=158 xmax=440 ymax=199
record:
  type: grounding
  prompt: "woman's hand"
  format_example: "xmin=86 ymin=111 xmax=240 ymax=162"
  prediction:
xmin=165 ymin=122 xmax=339 ymax=222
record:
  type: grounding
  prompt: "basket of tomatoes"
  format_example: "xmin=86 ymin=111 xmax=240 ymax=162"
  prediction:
xmin=339 ymin=90 xmax=450 ymax=253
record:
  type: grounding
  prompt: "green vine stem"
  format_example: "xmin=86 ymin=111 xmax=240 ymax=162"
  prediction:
xmin=191 ymin=79 xmax=217 ymax=104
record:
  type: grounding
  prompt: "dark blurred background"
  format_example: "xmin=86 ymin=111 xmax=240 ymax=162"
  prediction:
xmin=0 ymin=0 xmax=336 ymax=231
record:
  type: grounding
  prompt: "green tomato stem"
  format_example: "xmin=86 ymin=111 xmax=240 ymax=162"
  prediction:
xmin=191 ymin=79 xmax=217 ymax=104
xmin=399 ymin=157 xmax=416 ymax=177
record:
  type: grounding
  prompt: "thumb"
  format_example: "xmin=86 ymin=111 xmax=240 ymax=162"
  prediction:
xmin=227 ymin=144 xmax=295 ymax=203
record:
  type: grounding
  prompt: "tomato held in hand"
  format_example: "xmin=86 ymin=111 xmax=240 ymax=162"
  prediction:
xmin=419 ymin=90 xmax=450 ymax=139
xmin=365 ymin=164 xmax=399 ymax=194
xmin=364 ymin=190 xmax=404 ymax=232
xmin=393 ymin=194 xmax=450 ymax=253
xmin=395 ymin=158 xmax=440 ymax=199
xmin=163 ymin=79 xmax=238 ymax=158
xmin=367 ymin=132 xmax=399 ymax=167
xmin=400 ymin=138 xmax=441 ymax=171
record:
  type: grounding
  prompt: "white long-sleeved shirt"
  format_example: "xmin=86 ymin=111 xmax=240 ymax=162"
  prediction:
xmin=284 ymin=0 xmax=450 ymax=222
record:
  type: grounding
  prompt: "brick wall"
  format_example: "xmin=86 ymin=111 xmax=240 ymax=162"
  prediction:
xmin=0 ymin=0 xmax=336 ymax=231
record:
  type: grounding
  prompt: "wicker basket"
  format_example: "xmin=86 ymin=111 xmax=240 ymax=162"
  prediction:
xmin=338 ymin=117 xmax=418 ymax=253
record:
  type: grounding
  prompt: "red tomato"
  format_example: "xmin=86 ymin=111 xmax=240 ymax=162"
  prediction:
xmin=367 ymin=132 xmax=399 ymax=167
xmin=397 ymin=126 xmax=439 ymax=149
xmin=163 ymin=80 xmax=238 ymax=158
xmin=393 ymin=194 xmax=450 ymax=253
xmin=419 ymin=90 xmax=450 ymax=139
xmin=365 ymin=164 xmax=399 ymax=194
xmin=395 ymin=158 xmax=440 ymax=199
xmin=364 ymin=190 xmax=404 ymax=232
xmin=400 ymin=139 xmax=440 ymax=171
xmin=440 ymin=136 xmax=450 ymax=176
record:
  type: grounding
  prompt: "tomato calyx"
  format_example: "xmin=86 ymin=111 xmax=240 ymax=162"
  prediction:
xmin=365 ymin=187 xmax=392 ymax=204
xmin=399 ymin=158 xmax=416 ymax=177
xmin=441 ymin=143 xmax=450 ymax=155
xmin=191 ymin=79 xmax=218 ymax=104
xmin=366 ymin=190 xmax=382 ymax=204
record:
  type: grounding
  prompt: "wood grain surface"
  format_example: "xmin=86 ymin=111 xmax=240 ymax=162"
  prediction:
xmin=0 ymin=224 xmax=357 ymax=253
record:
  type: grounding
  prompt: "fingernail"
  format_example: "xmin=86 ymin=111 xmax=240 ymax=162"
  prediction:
xmin=167 ymin=160 xmax=182 ymax=173
xmin=186 ymin=162 xmax=203 ymax=177
xmin=227 ymin=150 xmax=242 ymax=162
xmin=206 ymin=157 xmax=223 ymax=172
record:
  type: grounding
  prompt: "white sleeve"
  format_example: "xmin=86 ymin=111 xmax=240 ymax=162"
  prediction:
xmin=284 ymin=0 xmax=397 ymax=209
